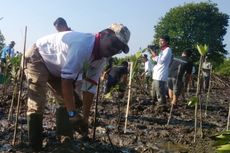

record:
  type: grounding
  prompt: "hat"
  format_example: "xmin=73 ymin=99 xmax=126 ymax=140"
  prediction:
xmin=53 ymin=17 xmax=67 ymax=26
xmin=109 ymin=23 xmax=130 ymax=54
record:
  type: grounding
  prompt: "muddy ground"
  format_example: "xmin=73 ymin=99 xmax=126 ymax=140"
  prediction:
xmin=0 ymin=76 xmax=229 ymax=153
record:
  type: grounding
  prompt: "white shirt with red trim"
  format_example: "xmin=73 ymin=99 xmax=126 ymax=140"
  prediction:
xmin=152 ymin=47 xmax=172 ymax=81
xmin=36 ymin=31 xmax=106 ymax=94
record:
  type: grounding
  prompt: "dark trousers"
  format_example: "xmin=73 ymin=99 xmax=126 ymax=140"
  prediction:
xmin=153 ymin=80 xmax=166 ymax=104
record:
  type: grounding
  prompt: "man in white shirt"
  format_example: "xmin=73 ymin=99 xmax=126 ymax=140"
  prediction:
xmin=202 ymin=56 xmax=212 ymax=91
xmin=148 ymin=45 xmax=158 ymax=100
xmin=151 ymin=35 xmax=172 ymax=105
xmin=24 ymin=23 xmax=130 ymax=151
xmin=141 ymin=54 xmax=153 ymax=90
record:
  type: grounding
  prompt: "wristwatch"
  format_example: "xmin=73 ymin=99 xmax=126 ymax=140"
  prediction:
xmin=68 ymin=111 xmax=76 ymax=118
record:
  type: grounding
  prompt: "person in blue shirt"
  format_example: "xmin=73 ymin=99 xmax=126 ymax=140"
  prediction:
xmin=1 ymin=41 xmax=15 ymax=63
xmin=0 ymin=41 xmax=15 ymax=74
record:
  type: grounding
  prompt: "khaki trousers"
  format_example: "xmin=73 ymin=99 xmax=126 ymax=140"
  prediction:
xmin=24 ymin=45 xmax=63 ymax=115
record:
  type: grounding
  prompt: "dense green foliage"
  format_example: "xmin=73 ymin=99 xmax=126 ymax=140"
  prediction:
xmin=214 ymin=58 xmax=230 ymax=76
xmin=0 ymin=55 xmax=22 ymax=84
xmin=153 ymin=2 xmax=229 ymax=66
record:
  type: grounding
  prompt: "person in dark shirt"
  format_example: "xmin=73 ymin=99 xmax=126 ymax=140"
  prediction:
xmin=168 ymin=48 xmax=193 ymax=105
xmin=53 ymin=17 xmax=71 ymax=32
xmin=101 ymin=57 xmax=114 ymax=92
xmin=102 ymin=57 xmax=114 ymax=80
xmin=104 ymin=61 xmax=129 ymax=97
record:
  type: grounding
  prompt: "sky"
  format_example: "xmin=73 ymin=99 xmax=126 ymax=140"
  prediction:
xmin=0 ymin=0 xmax=229 ymax=57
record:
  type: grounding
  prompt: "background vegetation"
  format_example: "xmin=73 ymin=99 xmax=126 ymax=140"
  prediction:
xmin=0 ymin=31 xmax=5 ymax=49
xmin=153 ymin=2 xmax=229 ymax=67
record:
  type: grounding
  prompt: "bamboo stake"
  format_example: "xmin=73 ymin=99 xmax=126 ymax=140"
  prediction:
xmin=205 ymin=66 xmax=212 ymax=117
xmin=8 ymin=83 xmax=18 ymax=120
xmin=194 ymin=102 xmax=198 ymax=143
xmin=167 ymin=64 xmax=181 ymax=125
xmin=194 ymin=56 xmax=203 ymax=143
xmin=167 ymin=104 xmax=174 ymax=125
xmin=12 ymin=26 xmax=27 ymax=145
xmin=124 ymin=62 xmax=133 ymax=133
xmin=116 ymin=95 xmax=122 ymax=132
xmin=199 ymin=95 xmax=203 ymax=138
xmin=93 ymin=79 xmax=100 ymax=141
xmin=227 ymin=102 xmax=230 ymax=131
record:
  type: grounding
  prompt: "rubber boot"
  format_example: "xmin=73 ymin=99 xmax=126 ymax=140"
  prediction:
xmin=27 ymin=113 xmax=43 ymax=151
xmin=56 ymin=107 xmax=73 ymax=142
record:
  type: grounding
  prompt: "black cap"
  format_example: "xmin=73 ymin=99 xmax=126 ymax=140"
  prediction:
xmin=53 ymin=17 xmax=67 ymax=26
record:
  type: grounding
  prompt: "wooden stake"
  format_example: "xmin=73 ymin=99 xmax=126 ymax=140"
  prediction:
xmin=124 ymin=62 xmax=133 ymax=133
xmin=8 ymin=84 xmax=17 ymax=120
xmin=205 ymin=66 xmax=212 ymax=117
xmin=227 ymin=102 xmax=230 ymax=131
xmin=194 ymin=56 xmax=204 ymax=143
xmin=12 ymin=26 xmax=27 ymax=146
xmin=167 ymin=64 xmax=181 ymax=126
xmin=93 ymin=79 xmax=100 ymax=141
xmin=167 ymin=104 xmax=173 ymax=125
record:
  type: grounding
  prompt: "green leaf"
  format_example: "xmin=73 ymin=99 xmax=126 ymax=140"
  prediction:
xmin=141 ymin=48 xmax=147 ymax=53
xmin=135 ymin=51 xmax=142 ymax=59
xmin=216 ymin=134 xmax=230 ymax=140
xmin=204 ymin=44 xmax=209 ymax=54
xmin=214 ymin=139 xmax=230 ymax=146
xmin=187 ymin=96 xmax=198 ymax=106
xmin=104 ymin=92 xmax=112 ymax=100
xmin=214 ymin=131 xmax=230 ymax=142
xmin=216 ymin=144 xmax=230 ymax=151
xmin=215 ymin=130 xmax=230 ymax=137
xmin=196 ymin=44 xmax=208 ymax=56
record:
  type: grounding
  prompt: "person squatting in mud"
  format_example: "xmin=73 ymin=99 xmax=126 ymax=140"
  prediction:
xmin=103 ymin=60 xmax=129 ymax=98
xmin=23 ymin=23 xmax=131 ymax=151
